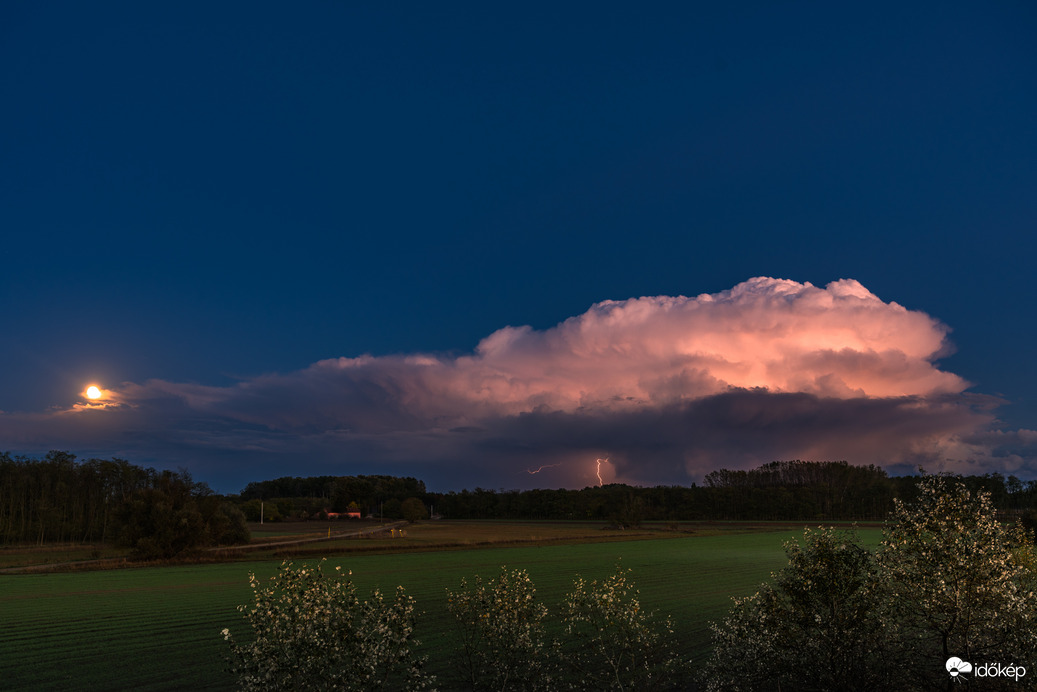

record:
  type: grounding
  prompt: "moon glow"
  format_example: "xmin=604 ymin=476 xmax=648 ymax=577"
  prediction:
xmin=86 ymin=386 xmax=102 ymax=400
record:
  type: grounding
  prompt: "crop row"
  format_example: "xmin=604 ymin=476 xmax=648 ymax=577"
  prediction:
xmin=0 ymin=527 xmax=883 ymax=690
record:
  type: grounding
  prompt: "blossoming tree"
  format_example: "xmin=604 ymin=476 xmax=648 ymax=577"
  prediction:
xmin=876 ymin=475 xmax=1037 ymax=688
xmin=446 ymin=566 xmax=553 ymax=691
xmin=222 ymin=559 xmax=434 ymax=691
xmin=702 ymin=475 xmax=1037 ymax=691
xmin=562 ymin=563 xmax=691 ymax=691
xmin=700 ymin=528 xmax=894 ymax=691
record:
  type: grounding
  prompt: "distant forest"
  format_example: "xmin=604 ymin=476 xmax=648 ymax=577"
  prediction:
xmin=239 ymin=459 xmax=1037 ymax=526
xmin=0 ymin=451 xmax=248 ymax=556
xmin=4 ymin=454 xmax=1037 ymax=551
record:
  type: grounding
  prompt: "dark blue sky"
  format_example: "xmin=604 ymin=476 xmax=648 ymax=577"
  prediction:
xmin=2 ymin=2 xmax=1036 ymax=493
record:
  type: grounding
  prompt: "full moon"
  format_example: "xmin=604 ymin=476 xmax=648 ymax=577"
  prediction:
xmin=86 ymin=386 xmax=102 ymax=400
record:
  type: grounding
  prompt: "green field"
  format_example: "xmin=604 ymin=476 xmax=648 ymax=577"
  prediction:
xmin=0 ymin=524 xmax=883 ymax=690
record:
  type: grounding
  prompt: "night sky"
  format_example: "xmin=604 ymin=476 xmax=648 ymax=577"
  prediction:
xmin=3 ymin=2 xmax=1036 ymax=493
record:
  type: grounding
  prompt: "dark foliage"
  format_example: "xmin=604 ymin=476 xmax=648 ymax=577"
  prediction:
xmin=401 ymin=497 xmax=428 ymax=523
xmin=239 ymin=474 xmax=429 ymax=520
xmin=430 ymin=462 xmax=1037 ymax=522
xmin=0 ymin=452 xmax=249 ymax=557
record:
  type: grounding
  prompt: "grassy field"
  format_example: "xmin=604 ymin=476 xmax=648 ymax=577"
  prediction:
xmin=0 ymin=522 xmax=883 ymax=690
xmin=0 ymin=542 xmax=127 ymax=569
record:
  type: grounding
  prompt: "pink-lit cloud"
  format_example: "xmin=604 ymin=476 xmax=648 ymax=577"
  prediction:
xmin=2 ymin=277 xmax=1034 ymax=490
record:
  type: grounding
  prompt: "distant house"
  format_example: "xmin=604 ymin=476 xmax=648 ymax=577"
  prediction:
xmin=324 ymin=509 xmax=362 ymax=520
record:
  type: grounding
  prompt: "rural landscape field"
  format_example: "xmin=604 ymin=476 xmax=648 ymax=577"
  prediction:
xmin=3 ymin=5 xmax=1034 ymax=689
xmin=1 ymin=519 xmax=877 ymax=690
xmin=4 ymin=454 xmax=1037 ymax=689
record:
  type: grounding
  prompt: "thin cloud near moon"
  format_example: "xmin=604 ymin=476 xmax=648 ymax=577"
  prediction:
xmin=2 ymin=277 xmax=1034 ymax=491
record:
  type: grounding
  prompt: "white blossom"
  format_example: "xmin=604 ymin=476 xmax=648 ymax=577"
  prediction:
xmin=221 ymin=559 xmax=435 ymax=691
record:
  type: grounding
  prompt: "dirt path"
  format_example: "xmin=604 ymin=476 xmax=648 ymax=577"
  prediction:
xmin=216 ymin=521 xmax=408 ymax=552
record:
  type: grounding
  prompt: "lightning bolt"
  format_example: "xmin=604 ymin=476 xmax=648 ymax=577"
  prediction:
xmin=595 ymin=457 xmax=610 ymax=486
xmin=525 ymin=463 xmax=561 ymax=475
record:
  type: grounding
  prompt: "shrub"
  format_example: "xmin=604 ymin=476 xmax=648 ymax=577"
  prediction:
xmin=222 ymin=559 xmax=434 ymax=691
xmin=876 ymin=474 xmax=1037 ymax=688
xmin=700 ymin=528 xmax=891 ymax=691
xmin=401 ymin=498 xmax=429 ymax=523
xmin=562 ymin=563 xmax=691 ymax=690
xmin=446 ymin=566 xmax=554 ymax=691
xmin=703 ymin=475 xmax=1037 ymax=691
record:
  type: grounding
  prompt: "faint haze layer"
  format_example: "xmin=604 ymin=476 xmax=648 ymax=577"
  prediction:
xmin=2 ymin=278 xmax=1033 ymax=492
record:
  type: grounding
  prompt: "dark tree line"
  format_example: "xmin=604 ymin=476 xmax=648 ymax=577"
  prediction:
xmin=0 ymin=451 xmax=249 ymax=558
xmin=0 ymin=451 xmax=147 ymax=545
xmin=7 ymin=453 xmax=1036 ymax=553
xmin=238 ymin=474 xmax=429 ymax=521
xmin=701 ymin=460 xmax=896 ymax=519
xmin=431 ymin=461 xmax=1037 ymax=523
xmin=229 ymin=461 xmax=1037 ymax=525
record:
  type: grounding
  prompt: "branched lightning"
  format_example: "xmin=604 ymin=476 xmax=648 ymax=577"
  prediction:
xmin=525 ymin=463 xmax=561 ymax=475
xmin=524 ymin=458 xmax=611 ymax=484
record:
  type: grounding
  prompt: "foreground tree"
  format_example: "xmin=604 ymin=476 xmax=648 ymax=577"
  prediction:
xmin=562 ymin=564 xmax=691 ymax=690
xmin=700 ymin=528 xmax=893 ymax=691
xmin=447 ymin=564 xmax=687 ymax=690
xmin=876 ymin=474 xmax=1037 ymax=688
xmin=223 ymin=560 xmax=434 ymax=691
xmin=703 ymin=475 xmax=1037 ymax=690
xmin=446 ymin=567 xmax=554 ymax=691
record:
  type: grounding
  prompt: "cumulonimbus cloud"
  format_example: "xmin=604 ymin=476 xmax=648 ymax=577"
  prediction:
xmin=2 ymin=277 xmax=1033 ymax=490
